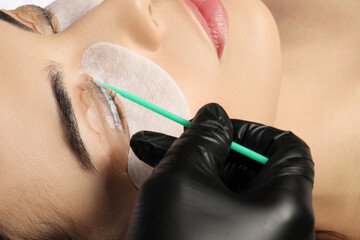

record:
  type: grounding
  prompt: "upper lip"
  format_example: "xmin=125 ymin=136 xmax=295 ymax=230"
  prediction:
xmin=183 ymin=0 xmax=229 ymax=59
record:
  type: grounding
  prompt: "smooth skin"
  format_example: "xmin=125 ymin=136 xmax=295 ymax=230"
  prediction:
xmin=262 ymin=0 xmax=360 ymax=238
xmin=0 ymin=0 xmax=281 ymax=239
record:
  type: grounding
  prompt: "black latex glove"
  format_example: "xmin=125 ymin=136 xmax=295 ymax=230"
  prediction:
xmin=127 ymin=103 xmax=315 ymax=240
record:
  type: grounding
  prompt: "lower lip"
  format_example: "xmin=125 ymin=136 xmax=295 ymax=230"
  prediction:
xmin=183 ymin=0 xmax=229 ymax=59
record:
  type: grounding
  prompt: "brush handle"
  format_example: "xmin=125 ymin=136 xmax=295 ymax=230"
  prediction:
xmin=99 ymin=81 xmax=269 ymax=164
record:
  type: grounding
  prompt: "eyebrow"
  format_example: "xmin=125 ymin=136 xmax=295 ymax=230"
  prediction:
xmin=46 ymin=63 xmax=96 ymax=172
xmin=0 ymin=10 xmax=35 ymax=32
xmin=0 ymin=232 xmax=10 ymax=240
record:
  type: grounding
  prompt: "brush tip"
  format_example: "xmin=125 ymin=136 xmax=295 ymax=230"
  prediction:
xmin=93 ymin=79 xmax=104 ymax=86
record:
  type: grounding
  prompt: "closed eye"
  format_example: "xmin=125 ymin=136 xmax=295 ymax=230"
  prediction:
xmin=43 ymin=8 xmax=59 ymax=33
xmin=0 ymin=6 xmax=59 ymax=34
xmin=0 ymin=10 xmax=35 ymax=32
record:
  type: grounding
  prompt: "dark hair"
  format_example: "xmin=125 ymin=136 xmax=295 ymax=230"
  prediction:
xmin=0 ymin=228 xmax=351 ymax=240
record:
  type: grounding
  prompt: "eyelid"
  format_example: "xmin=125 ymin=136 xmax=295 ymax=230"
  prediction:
xmin=4 ymin=6 xmax=58 ymax=35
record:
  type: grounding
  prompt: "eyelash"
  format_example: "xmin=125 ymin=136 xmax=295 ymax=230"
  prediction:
xmin=44 ymin=8 xmax=58 ymax=33
xmin=109 ymin=90 xmax=117 ymax=100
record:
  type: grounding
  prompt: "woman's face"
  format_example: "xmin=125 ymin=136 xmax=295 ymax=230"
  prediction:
xmin=0 ymin=0 xmax=280 ymax=238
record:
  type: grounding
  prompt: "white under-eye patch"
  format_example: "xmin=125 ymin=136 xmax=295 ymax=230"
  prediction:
xmin=46 ymin=0 xmax=101 ymax=31
xmin=81 ymin=42 xmax=190 ymax=188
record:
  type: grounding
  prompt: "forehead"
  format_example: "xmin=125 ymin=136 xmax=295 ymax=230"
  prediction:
xmin=0 ymin=25 xmax=76 ymax=183
xmin=0 ymin=63 xmax=67 ymax=173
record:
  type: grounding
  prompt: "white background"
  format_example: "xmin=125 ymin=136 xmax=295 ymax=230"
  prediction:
xmin=0 ymin=0 xmax=54 ymax=9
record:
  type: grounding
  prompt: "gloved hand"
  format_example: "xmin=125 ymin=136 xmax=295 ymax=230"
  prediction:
xmin=127 ymin=103 xmax=315 ymax=240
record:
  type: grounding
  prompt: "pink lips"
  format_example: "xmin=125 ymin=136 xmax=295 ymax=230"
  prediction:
xmin=183 ymin=0 xmax=229 ymax=59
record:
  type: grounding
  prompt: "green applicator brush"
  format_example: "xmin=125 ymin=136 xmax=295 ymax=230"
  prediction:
xmin=94 ymin=79 xmax=269 ymax=165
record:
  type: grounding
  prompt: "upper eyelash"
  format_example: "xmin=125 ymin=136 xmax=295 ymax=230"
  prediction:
xmin=110 ymin=90 xmax=117 ymax=100
xmin=43 ymin=8 xmax=58 ymax=33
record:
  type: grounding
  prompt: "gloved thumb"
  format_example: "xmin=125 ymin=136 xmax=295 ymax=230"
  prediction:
xmin=155 ymin=103 xmax=233 ymax=176
xmin=130 ymin=131 xmax=177 ymax=167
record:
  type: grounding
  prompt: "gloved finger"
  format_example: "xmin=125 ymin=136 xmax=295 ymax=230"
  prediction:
xmin=130 ymin=131 xmax=177 ymax=167
xmin=155 ymin=103 xmax=233 ymax=177
xmin=231 ymin=119 xmax=289 ymax=158
xmin=231 ymin=119 xmax=313 ymax=169
xmin=220 ymin=147 xmax=263 ymax=193
xmin=220 ymin=120 xmax=280 ymax=192
xmin=229 ymin=119 xmax=314 ymax=196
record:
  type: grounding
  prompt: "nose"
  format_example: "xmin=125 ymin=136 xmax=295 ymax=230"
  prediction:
xmin=103 ymin=0 xmax=161 ymax=51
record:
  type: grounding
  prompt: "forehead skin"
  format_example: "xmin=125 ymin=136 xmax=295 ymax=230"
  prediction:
xmin=0 ymin=27 xmax=89 ymax=233
xmin=0 ymin=23 xmax=130 ymax=236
